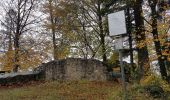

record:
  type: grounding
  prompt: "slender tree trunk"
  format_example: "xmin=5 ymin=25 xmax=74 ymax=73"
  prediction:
xmin=149 ymin=0 xmax=167 ymax=79
xmin=81 ymin=7 xmax=89 ymax=59
xmin=52 ymin=28 xmax=57 ymax=60
xmin=133 ymin=0 xmax=150 ymax=80
xmin=8 ymin=31 xmax=12 ymax=51
xmin=126 ymin=7 xmax=135 ymax=80
xmin=49 ymin=0 xmax=58 ymax=60
xmin=100 ymin=30 xmax=107 ymax=63
xmin=4 ymin=0 xmax=37 ymax=72
xmin=13 ymin=3 xmax=21 ymax=72
xmin=97 ymin=1 xmax=107 ymax=63
xmin=13 ymin=32 xmax=20 ymax=72
xmin=82 ymin=22 xmax=88 ymax=59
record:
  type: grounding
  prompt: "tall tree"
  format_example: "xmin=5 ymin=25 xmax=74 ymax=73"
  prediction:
xmin=42 ymin=0 xmax=127 ymax=62
xmin=43 ymin=0 xmax=58 ymax=60
xmin=133 ymin=0 xmax=150 ymax=80
xmin=0 ymin=0 xmax=40 ymax=72
xmin=75 ymin=0 xmax=123 ymax=62
xmin=0 ymin=9 xmax=16 ymax=71
xmin=148 ymin=0 xmax=168 ymax=79
xmin=43 ymin=0 xmax=76 ymax=60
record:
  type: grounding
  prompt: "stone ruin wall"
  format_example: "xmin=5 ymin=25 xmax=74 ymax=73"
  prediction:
xmin=0 ymin=58 xmax=109 ymax=85
xmin=40 ymin=58 xmax=108 ymax=81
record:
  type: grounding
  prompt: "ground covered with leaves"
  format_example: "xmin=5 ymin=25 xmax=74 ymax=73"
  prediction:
xmin=0 ymin=80 xmax=162 ymax=100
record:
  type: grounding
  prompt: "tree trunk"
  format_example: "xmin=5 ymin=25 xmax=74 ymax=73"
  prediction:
xmin=13 ymin=33 xmax=20 ymax=72
xmin=49 ymin=0 xmax=58 ymax=60
xmin=13 ymin=3 xmax=21 ymax=72
xmin=133 ymin=0 xmax=150 ymax=80
xmin=52 ymin=28 xmax=58 ymax=60
xmin=97 ymin=1 xmax=107 ymax=63
xmin=126 ymin=7 xmax=135 ymax=80
xmin=149 ymin=0 xmax=167 ymax=80
xmin=8 ymin=30 xmax=12 ymax=51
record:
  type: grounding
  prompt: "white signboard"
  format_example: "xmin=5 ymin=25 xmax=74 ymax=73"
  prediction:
xmin=114 ymin=37 xmax=129 ymax=49
xmin=108 ymin=10 xmax=127 ymax=36
xmin=115 ymin=38 xmax=123 ymax=49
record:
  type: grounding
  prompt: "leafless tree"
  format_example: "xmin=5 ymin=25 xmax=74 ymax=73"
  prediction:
xmin=0 ymin=0 xmax=41 ymax=72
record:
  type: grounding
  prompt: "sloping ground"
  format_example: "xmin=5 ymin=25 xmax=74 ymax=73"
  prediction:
xmin=0 ymin=81 xmax=155 ymax=100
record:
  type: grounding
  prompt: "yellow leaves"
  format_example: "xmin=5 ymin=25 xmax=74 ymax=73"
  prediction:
xmin=160 ymin=81 xmax=170 ymax=92
xmin=19 ymin=49 xmax=42 ymax=70
xmin=55 ymin=45 xmax=70 ymax=60
xmin=107 ymin=51 xmax=119 ymax=65
xmin=161 ymin=49 xmax=169 ymax=56
xmin=0 ymin=49 xmax=44 ymax=71
xmin=19 ymin=51 xmax=42 ymax=69
xmin=158 ymin=23 xmax=168 ymax=30
xmin=136 ymin=40 xmax=148 ymax=49
xmin=167 ymin=57 xmax=170 ymax=62
xmin=141 ymin=75 xmax=170 ymax=92
xmin=42 ymin=0 xmax=79 ymax=61
xmin=0 ymin=50 xmax=14 ymax=71
xmin=140 ymin=75 xmax=155 ymax=85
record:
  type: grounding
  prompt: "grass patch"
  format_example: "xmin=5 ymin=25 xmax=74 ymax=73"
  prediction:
xmin=0 ymin=81 xmax=155 ymax=100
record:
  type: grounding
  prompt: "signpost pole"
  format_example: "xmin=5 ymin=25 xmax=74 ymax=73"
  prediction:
xmin=119 ymin=49 xmax=127 ymax=100
xmin=108 ymin=10 xmax=128 ymax=100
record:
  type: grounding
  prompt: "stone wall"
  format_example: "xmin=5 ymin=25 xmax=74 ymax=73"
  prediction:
xmin=38 ymin=58 xmax=108 ymax=81
xmin=0 ymin=72 xmax=41 ymax=85
xmin=0 ymin=58 xmax=109 ymax=85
